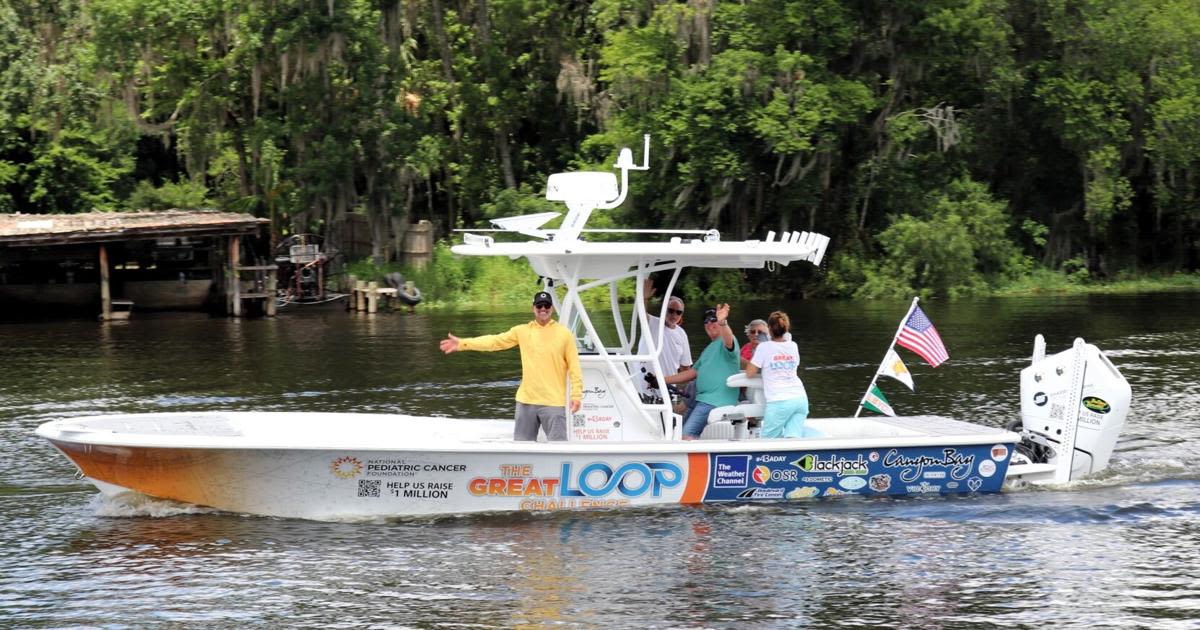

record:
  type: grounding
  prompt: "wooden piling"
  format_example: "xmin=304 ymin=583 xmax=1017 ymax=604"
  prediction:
xmin=265 ymin=272 xmax=277 ymax=317
xmin=229 ymin=236 xmax=242 ymax=317
xmin=98 ymin=244 xmax=111 ymax=320
xmin=367 ymin=281 xmax=379 ymax=314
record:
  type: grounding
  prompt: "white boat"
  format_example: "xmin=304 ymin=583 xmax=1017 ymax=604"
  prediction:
xmin=35 ymin=137 xmax=1132 ymax=520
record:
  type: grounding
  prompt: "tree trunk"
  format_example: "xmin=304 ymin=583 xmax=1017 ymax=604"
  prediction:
xmin=430 ymin=0 xmax=462 ymax=229
xmin=496 ymin=130 xmax=517 ymax=189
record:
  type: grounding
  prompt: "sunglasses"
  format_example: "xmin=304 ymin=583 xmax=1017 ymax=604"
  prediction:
xmin=667 ymin=308 xmax=684 ymax=316
xmin=534 ymin=303 xmax=553 ymax=310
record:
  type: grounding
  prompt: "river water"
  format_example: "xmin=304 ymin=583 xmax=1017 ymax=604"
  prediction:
xmin=3 ymin=294 xmax=1200 ymax=628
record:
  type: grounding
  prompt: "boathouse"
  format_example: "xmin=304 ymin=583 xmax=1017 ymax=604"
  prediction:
xmin=0 ymin=210 xmax=269 ymax=319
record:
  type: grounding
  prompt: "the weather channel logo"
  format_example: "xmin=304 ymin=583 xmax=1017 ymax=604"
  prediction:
xmin=713 ymin=455 xmax=750 ymax=488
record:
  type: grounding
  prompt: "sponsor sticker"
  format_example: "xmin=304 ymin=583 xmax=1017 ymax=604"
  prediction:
xmin=787 ymin=486 xmax=820 ymax=499
xmin=582 ymin=386 xmax=607 ymax=399
xmin=839 ymin=476 xmax=867 ymax=491
xmin=713 ymin=455 xmax=751 ymax=488
xmin=883 ymin=448 xmax=975 ymax=482
xmin=791 ymin=453 xmax=869 ymax=477
xmin=1082 ymin=396 xmax=1111 ymax=414
xmin=869 ymin=474 xmax=892 ymax=492
xmin=1034 ymin=391 xmax=1048 ymax=406
xmin=991 ymin=445 xmax=1009 ymax=461
xmin=331 ymin=456 xmax=363 ymax=479
xmin=752 ymin=465 xmax=798 ymax=485
xmin=736 ymin=487 xmax=785 ymax=500
xmin=978 ymin=460 xmax=996 ymax=478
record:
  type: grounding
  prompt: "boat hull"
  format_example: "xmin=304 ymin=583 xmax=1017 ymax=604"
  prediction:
xmin=39 ymin=413 xmax=1016 ymax=519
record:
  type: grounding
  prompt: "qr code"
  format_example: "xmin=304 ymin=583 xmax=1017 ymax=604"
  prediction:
xmin=573 ymin=413 xmax=586 ymax=427
xmin=358 ymin=479 xmax=380 ymax=498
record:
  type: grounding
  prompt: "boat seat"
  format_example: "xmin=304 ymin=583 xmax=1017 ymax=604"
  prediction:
xmin=698 ymin=373 xmax=767 ymax=440
xmin=699 ymin=419 xmax=739 ymax=440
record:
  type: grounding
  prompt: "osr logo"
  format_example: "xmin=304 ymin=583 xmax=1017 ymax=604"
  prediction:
xmin=560 ymin=461 xmax=683 ymax=498
xmin=752 ymin=465 xmax=770 ymax=484
xmin=751 ymin=465 xmax=798 ymax=485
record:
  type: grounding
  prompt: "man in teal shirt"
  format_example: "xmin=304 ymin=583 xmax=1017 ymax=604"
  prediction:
xmin=681 ymin=303 xmax=739 ymax=440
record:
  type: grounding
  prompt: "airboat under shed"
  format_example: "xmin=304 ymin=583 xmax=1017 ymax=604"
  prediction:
xmin=0 ymin=210 xmax=269 ymax=320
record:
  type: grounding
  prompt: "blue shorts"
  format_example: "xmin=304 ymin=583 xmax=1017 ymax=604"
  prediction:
xmin=682 ymin=401 xmax=716 ymax=438
xmin=761 ymin=396 xmax=809 ymax=438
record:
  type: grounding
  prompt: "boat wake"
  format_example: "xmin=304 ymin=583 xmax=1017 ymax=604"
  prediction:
xmin=89 ymin=492 xmax=218 ymax=519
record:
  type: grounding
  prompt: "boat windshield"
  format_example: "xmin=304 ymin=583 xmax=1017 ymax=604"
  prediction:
xmin=564 ymin=279 xmax=635 ymax=357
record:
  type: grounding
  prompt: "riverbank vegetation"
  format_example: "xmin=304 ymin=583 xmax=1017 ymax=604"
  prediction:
xmin=349 ymin=247 xmax=1200 ymax=309
xmin=3 ymin=1 xmax=1200 ymax=300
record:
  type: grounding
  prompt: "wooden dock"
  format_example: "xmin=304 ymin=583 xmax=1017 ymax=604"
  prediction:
xmin=0 ymin=210 xmax=269 ymax=320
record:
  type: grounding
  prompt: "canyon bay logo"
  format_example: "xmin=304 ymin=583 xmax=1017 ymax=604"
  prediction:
xmin=882 ymin=448 xmax=975 ymax=483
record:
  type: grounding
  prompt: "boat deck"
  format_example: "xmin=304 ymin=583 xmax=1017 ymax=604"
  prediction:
xmin=38 ymin=411 xmax=1019 ymax=454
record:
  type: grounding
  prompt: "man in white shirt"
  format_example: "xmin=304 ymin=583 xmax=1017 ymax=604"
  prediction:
xmin=636 ymin=279 xmax=695 ymax=410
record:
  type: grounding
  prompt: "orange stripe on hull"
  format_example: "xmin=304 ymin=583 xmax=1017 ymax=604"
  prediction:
xmin=49 ymin=439 xmax=223 ymax=507
xmin=680 ymin=452 xmax=709 ymax=504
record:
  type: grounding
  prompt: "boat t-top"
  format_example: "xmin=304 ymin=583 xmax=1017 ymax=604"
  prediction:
xmin=35 ymin=136 xmax=1131 ymax=519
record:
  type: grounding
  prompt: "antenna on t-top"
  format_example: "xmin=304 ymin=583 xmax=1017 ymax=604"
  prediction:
xmin=545 ymin=135 xmax=650 ymax=243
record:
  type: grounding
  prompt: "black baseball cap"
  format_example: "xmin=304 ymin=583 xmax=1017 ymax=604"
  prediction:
xmin=703 ymin=307 xmax=718 ymax=323
xmin=533 ymin=291 xmax=553 ymax=307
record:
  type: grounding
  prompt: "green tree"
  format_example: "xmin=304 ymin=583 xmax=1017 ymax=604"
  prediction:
xmin=850 ymin=178 xmax=1026 ymax=298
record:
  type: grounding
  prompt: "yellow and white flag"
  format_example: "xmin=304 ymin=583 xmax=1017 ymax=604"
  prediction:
xmin=878 ymin=348 xmax=915 ymax=391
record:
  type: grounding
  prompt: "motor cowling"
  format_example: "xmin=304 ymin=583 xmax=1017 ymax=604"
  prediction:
xmin=1018 ymin=335 xmax=1131 ymax=482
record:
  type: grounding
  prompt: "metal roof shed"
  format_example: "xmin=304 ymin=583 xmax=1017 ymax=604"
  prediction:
xmin=0 ymin=210 xmax=269 ymax=319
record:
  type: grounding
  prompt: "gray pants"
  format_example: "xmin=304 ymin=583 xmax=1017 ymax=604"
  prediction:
xmin=514 ymin=402 xmax=568 ymax=441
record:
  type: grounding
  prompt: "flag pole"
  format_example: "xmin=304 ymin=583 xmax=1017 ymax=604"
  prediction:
xmin=853 ymin=297 xmax=920 ymax=417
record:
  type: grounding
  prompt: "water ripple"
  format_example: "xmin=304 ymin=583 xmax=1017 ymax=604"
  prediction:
xmin=3 ymin=300 xmax=1200 ymax=627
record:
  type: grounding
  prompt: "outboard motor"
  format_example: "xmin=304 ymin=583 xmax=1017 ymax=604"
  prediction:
xmin=1014 ymin=335 xmax=1131 ymax=483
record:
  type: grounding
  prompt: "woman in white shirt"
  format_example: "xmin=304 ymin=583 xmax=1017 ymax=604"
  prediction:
xmin=745 ymin=311 xmax=809 ymax=438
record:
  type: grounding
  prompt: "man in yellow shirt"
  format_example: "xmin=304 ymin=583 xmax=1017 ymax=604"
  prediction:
xmin=439 ymin=291 xmax=583 ymax=441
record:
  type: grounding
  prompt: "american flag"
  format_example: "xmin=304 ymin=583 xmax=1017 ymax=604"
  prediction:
xmin=896 ymin=305 xmax=949 ymax=367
